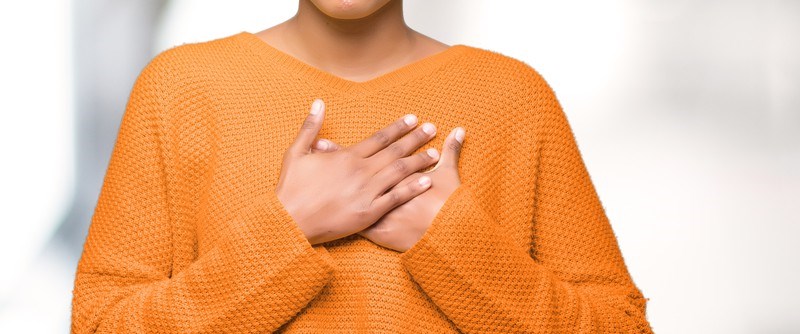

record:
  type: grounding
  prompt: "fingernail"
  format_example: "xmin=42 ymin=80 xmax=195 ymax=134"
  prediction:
xmin=455 ymin=127 xmax=465 ymax=143
xmin=418 ymin=176 xmax=431 ymax=187
xmin=310 ymin=99 xmax=323 ymax=115
xmin=426 ymin=148 xmax=439 ymax=159
xmin=315 ymin=140 xmax=328 ymax=150
xmin=422 ymin=123 xmax=436 ymax=135
xmin=404 ymin=114 xmax=417 ymax=126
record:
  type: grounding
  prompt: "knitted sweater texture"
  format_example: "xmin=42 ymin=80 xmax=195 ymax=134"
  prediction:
xmin=71 ymin=31 xmax=653 ymax=333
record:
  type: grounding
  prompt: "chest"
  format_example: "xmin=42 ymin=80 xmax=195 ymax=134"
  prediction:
xmin=170 ymin=90 xmax=538 ymax=260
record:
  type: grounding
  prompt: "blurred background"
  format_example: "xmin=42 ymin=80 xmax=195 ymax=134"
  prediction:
xmin=0 ymin=0 xmax=797 ymax=333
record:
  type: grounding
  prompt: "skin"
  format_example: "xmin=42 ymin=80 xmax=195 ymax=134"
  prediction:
xmin=269 ymin=0 xmax=467 ymax=252
xmin=254 ymin=0 xmax=451 ymax=82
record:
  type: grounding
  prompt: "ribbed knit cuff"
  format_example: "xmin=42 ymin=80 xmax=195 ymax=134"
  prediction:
xmin=398 ymin=182 xmax=497 ymax=266
xmin=235 ymin=189 xmax=337 ymax=275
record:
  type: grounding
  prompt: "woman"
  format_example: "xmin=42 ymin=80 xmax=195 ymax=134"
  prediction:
xmin=71 ymin=0 xmax=653 ymax=332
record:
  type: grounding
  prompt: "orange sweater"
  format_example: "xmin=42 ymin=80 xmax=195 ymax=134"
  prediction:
xmin=71 ymin=31 xmax=653 ymax=333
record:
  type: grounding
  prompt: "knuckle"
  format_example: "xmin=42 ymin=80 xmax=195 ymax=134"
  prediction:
xmin=408 ymin=178 xmax=423 ymax=191
xmin=301 ymin=117 xmax=317 ymax=130
xmin=390 ymin=159 xmax=408 ymax=173
xmin=419 ymin=151 xmax=433 ymax=162
xmin=409 ymin=154 xmax=427 ymax=170
xmin=339 ymin=149 xmax=361 ymax=165
xmin=412 ymin=128 xmax=428 ymax=141
xmin=354 ymin=201 xmax=372 ymax=220
xmin=388 ymin=190 xmax=401 ymax=204
xmin=337 ymin=151 xmax=365 ymax=175
xmin=371 ymin=130 xmax=391 ymax=146
xmin=393 ymin=119 xmax=407 ymax=131
xmin=388 ymin=143 xmax=404 ymax=157
xmin=355 ymin=209 xmax=370 ymax=222
xmin=447 ymin=139 xmax=461 ymax=152
xmin=339 ymin=148 xmax=356 ymax=161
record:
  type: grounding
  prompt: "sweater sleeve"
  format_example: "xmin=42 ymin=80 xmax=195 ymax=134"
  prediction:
xmin=70 ymin=53 xmax=336 ymax=333
xmin=398 ymin=72 xmax=653 ymax=333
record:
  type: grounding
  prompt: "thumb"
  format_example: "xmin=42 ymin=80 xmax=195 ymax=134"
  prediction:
xmin=437 ymin=127 xmax=465 ymax=170
xmin=290 ymin=98 xmax=325 ymax=155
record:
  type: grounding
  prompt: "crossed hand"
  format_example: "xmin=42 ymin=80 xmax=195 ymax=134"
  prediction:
xmin=275 ymin=99 xmax=465 ymax=252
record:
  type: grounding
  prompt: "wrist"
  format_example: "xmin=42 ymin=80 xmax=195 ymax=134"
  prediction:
xmin=274 ymin=187 xmax=320 ymax=245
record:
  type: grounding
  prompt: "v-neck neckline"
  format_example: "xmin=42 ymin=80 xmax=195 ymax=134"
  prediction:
xmin=236 ymin=31 xmax=471 ymax=95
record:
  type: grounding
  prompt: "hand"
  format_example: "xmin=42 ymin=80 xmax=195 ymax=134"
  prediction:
xmin=313 ymin=126 xmax=466 ymax=252
xmin=275 ymin=98 xmax=439 ymax=245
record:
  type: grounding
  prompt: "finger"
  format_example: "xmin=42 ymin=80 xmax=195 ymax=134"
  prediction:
xmin=310 ymin=138 xmax=343 ymax=153
xmin=372 ymin=148 xmax=439 ymax=196
xmin=367 ymin=122 xmax=436 ymax=169
xmin=348 ymin=114 xmax=418 ymax=158
xmin=289 ymin=98 xmax=325 ymax=156
xmin=438 ymin=127 xmax=464 ymax=169
xmin=371 ymin=174 xmax=432 ymax=214
xmin=396 ymin=172 xmax=431 ymax=190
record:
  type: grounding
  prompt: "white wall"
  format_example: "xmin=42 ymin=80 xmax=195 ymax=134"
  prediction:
xmin=0 ymin=1 xmax=74 ymax=332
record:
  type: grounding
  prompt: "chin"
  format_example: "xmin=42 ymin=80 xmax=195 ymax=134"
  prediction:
xmin=309 ymin=0 xmax=394 ymax=20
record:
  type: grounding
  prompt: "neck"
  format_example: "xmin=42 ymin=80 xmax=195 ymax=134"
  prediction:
xmin=278 ymin=0 xmax=417 ymax=76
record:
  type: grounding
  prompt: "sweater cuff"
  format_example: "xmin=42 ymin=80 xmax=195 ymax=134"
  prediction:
xmin=236 ymin=189 xmax=337 ymax=274
xmin=399 ymin=182 xmax=499 ymax=265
